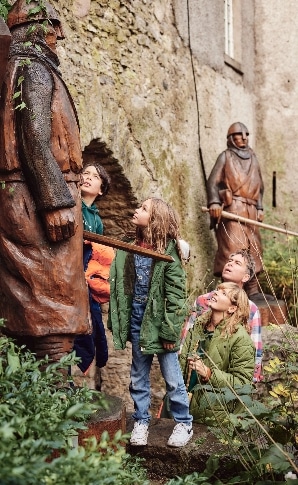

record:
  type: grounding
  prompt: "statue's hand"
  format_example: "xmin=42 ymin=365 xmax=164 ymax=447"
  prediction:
xmin=208 ymin=203 xmax=223 ymax=219
xmin=257 ymin=209 xmax=264 ymax=223
xmin=42 ymin=208 xmax=78 ymax=242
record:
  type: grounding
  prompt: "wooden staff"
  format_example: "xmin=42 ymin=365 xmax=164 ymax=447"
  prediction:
xmin=83 ymin=230 xmax=175 ymax=263
xmin=202 ymin=207 xmax=298 ymax=238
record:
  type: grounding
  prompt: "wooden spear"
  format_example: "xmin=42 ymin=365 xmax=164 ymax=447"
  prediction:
xmin=83 ymin=230 xmax=175 ymax=262
xmin=202 ymin=207 xmax=298 ymax=237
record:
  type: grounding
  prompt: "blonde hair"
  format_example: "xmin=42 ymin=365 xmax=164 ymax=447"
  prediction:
xmin=136 ymin=198 xmax=182 ymax=257
xmin=216 ymin=282 xmax=250 ymax=336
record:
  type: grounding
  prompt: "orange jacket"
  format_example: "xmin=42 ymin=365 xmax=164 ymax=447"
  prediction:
xmin=85 ymin=242 xmax=115 ymax=303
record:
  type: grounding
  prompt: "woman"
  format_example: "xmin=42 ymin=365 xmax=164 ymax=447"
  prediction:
xmin=179 ymin=282 xmax=255 ymax=425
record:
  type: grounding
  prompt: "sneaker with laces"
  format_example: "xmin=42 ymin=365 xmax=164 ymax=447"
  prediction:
xmin=167 ymin=423 xmax=193 ymax=447
xmin=130 ymin=421 xmax=149 ymax=446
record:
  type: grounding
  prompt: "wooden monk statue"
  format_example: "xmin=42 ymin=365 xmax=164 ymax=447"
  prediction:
xmin=0 ymin=0 xmax=90 ymax=361
xmin=207 ymin=122 xmax=266 ymax=301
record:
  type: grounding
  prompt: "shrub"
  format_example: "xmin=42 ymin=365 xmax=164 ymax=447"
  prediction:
xmin=0 ymin=326 xmax=148 ymax=484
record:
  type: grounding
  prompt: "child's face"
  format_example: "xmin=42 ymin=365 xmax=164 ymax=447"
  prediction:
xmin=81 ymin=166 xmax=103 ymax=201
xmin=208 ymin=288 xmax=236 ymax=315
xmin=132 ymin=199 xmax=152 ymax=228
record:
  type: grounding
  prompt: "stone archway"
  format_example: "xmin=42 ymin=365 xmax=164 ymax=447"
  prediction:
xmin=82 ymin=138 xmax=139 ymax=237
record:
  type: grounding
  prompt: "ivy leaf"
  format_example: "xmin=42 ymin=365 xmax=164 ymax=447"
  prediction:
xmin=26 ymin=24 xmax=36 ymax=35
xmin=12 ymin=91 xmax=21 ymax=100
xmin=15 ymin=102 xmax=27 ymax=110
xmin=28 ymin=6 xmax=43 ymax=16
xmin=17 ymin=76 xmax=24 ymax=87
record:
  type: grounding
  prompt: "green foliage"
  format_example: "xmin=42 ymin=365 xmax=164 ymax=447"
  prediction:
xmin=0 ymin=327 xmax=148 ymax=484
xmin=258 ymin=233 xmax=298 ymax=322
xmin=0 ymin=0 xmax=11 ymax=20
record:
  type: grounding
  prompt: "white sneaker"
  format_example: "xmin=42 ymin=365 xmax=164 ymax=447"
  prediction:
xmin=167 ymin=423 xmax=193 ymax=447
xmin=130 ymin=422 xmax=149 ymax=446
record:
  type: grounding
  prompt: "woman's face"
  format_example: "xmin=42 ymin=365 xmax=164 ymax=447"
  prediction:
xmin=132 ymin=199 xmax=152 ymax=228
xmin=208 ymin=288 xmax=236 ymax=315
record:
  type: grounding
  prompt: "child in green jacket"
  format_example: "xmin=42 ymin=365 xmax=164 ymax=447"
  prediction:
xmin=108 ymin=198 xmax=193 ymax=447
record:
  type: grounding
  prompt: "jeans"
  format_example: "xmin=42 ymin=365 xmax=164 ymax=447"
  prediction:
xmin=129 ymin=300 xmax=193 ymax=426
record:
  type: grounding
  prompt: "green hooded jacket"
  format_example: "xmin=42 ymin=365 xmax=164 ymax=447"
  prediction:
xmin=107 ymin=240 xmax=188 ymax=354
xmin=179 ymin=311 xmax=255 ymax=425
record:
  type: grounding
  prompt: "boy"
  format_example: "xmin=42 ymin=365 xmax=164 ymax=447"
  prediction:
xmin=73 ymin=163 xmax=114 ymax=389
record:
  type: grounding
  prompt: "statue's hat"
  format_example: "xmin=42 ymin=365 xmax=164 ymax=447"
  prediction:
xmin=7 ymin=0 xmax=63 ymax=37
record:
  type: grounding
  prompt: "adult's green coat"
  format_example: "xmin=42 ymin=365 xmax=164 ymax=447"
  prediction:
xmin=179 ymin=311 xmax=255 ymax=425
xmin=107 ymin=240 xmax=188 ymax=354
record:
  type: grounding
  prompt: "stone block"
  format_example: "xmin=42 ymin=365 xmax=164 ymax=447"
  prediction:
xmin=78 ymin=393 xmax=126 ymax=445
xmin=126 ymin=417 xmax=242 ymax=481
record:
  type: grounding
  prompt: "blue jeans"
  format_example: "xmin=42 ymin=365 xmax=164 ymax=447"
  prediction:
xmin=129 ymin=301 xmax=193 ymax=426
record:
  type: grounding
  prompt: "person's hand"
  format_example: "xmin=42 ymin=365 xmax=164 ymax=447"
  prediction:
xmin=187 ymin=356 xmax=210 ymax=379
xmin=162 ymin=340 xmax=176 ymax=351
xmin=42 ymin=207 xmax=78 ymax=242
xmin=257 ymin=209 xmax=264 ymax=222
xmin=208 ymin=203 xmax=223 ymax=219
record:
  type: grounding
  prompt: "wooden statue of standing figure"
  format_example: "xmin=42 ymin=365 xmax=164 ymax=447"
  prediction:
xmin=0 ymin=0 xmax=90 ymax=360
xmin=207 ymin=122 xmax=265 ymax=300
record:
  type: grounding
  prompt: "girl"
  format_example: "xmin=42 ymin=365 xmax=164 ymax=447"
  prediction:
xmin=179 ymin=282 xmax=255 ymax=425
xmin=108 ymin=198 xmax=193 ymax=447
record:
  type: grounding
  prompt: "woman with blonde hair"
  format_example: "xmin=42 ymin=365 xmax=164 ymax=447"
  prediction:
xmin=179 ymin=282 xmax=255 ymax=425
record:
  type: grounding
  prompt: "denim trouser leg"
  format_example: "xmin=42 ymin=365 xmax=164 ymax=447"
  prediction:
xmin=158 ymin=352 xmax=193 ymax=426
xmin=130 ymin=340 xmax=154 ymax=424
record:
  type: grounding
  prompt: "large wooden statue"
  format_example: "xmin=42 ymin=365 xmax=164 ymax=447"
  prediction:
xmin=0 ymin=0 xmax=90 ymax=360
xmin=207 ymin=122 xmax=264 ymax=299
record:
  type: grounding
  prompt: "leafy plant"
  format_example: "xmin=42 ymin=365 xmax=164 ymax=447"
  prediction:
xmin=0 ymin=326 xmax=148 ymax=484
xmin=0 ymin=0 xmax=11 ymax=20
xmin=258 ymin=233 xmax=298 ymax=322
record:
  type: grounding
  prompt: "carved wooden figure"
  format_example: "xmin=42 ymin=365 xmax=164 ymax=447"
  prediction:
xmin=0 ymin=1 xmax=90 ymax=360
xmin=207 ymin=122 xmax=265 ymax=299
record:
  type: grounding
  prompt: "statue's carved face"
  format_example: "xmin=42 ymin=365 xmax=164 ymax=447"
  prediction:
xmin=232 ymin=133 xmax=248 ymax=149
xmin=45 ymin=24 xmax=63 ymax=53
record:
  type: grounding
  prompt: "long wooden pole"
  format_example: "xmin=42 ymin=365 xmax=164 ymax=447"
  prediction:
xmin=202 ymin=207 xmax=298 ymax=237
xmin=83 ymin=231 xmax=174 ymax=262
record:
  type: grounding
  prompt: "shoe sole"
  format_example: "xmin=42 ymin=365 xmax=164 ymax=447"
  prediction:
xmin=130 ymin=440 xmax=148 ymax=446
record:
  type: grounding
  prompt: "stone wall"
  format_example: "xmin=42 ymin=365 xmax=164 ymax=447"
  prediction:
xmin=54 ymin=0 xmax=298 ymax=412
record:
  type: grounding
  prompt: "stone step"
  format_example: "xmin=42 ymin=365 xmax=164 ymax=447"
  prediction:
xmin=126 ymin=417 xmax=240 ymax=482
xmin=78 ymin=396 xmax=240 ymax=482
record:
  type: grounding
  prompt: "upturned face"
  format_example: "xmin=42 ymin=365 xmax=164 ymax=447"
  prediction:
xmin=132 ymin=199 xmax=152 ymax=228
xmin=208 ymin=288 xmax=236 ymax=315
xmin=80 ymin=166 xmax=103 ymax=200
xmin=222 ymin=254 xmax=250 ymax=286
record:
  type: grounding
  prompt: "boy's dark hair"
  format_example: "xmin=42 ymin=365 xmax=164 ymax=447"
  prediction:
xmin=83 ymin=162 xmax=111 ymax=198
xmin=229 ymin=249 xmax=256 ymax=281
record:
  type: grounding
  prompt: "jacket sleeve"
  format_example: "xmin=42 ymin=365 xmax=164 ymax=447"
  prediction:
xmin=18 ymin=61 xmax=75 ymax=211
xmin=158 ymin=250 xmax=188 ymax=343
xmin=86 ymin=243 xmax=115 ymax=304
xmin=206 ymin=151 xmax=226 ymax=206
xmin=207 ymin=332 xmax=255 ymax=388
